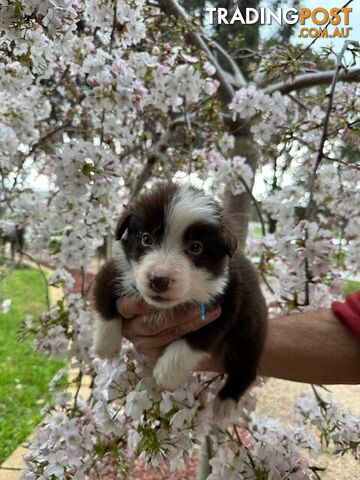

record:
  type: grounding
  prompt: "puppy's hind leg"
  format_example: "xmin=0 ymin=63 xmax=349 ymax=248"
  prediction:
xmin=213 ymin=336 xmax=259 ymax=419
xmin=93 ymin=315 xmax=123 ymax=359
xmin=153 ymin=339 xmax=210 ymax=390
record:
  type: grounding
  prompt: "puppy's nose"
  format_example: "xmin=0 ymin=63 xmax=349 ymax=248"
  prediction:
xmin=148 ymin=273 xmax=170 ymax=293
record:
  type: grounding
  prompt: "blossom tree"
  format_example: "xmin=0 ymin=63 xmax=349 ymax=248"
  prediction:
xmin=0 ymin=0 xmax=359 ymax=478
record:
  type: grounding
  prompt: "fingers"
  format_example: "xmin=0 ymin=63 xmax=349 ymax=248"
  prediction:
xmin=122 ymin=305 xmax=199 ymax=337
xmin=157 ymin=306 xmax=221 ymax=344
xmin=124 ymin=306 xmax=222 ymax=350
xmin=132 ymin=346 xmax=163 ymax=359
xmin=126 ymin=304 xmax=221 ymax=338
xmin=116 ymin=296 xmax=155 ymax=319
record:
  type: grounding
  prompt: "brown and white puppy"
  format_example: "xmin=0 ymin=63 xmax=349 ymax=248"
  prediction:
xmin=93 ymin=181 xmax=267 ymax=414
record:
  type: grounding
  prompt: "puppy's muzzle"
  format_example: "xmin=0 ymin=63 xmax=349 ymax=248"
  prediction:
xmin=148 ymin=272 xmax=170 ymax=293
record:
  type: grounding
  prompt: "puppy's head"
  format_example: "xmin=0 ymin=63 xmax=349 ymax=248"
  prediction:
xmin=116 ymin=182 xmax=237 ymax=308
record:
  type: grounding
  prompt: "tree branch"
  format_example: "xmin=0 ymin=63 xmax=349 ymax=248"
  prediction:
xmin=237 ymin=175 xmax=266 ymax=237
xmin=157 ymin=0 xmax=237 ymax=103
xmin=263 ymin=67 xmax=360 ymax=95
xmin=109 ymin=0 xmax=117 ymax=54
xmin=305 ymin=42 xmax=351 ymax=220
xmin=131 ymin=128 xmax=174 ymax=198
xmin=10 ymin=121 xmax=72 ymax=192
xmin=204 ymin=36 xmax=246 ymax=88
xmin=19 ymin=250 xmax=50 ymax=309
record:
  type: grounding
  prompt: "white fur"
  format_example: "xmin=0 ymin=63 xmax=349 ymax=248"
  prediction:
xmin=153 ymin=339 xmax=210 ymax=390
xmin=132 ymin=249 xmax=190 ymax=307
xmin=113 ymin=244 xmax=138 ymax=296
xmin=165 ymin=184 xmax=219 ymax=251
xmin=132 ymin=247 xmax=229 ymax=309
xmin=93 ymin=315 xmax=122 ymax=359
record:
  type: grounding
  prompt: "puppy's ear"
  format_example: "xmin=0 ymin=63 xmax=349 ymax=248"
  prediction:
xmin=222 ymin=212 xmax=239 ymax=257
xmin=115 ymin=210 xmax=132 ymax=240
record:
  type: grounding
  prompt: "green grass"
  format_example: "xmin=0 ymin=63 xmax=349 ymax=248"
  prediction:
xmin=342 ymin=279 xmax=360 ymax=296
xmin=0 ymin=265 xmax=64 ymax=463
xmin=251 ymin=223 xmax=263 ymax=238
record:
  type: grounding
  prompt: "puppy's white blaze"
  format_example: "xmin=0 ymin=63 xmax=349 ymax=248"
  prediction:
xmin=93 ymin=315 xmax=122 ymax=359
xmin=153 ymin=339 xmax=210 ymax=390
xmin=133 ymin=247 xmax=229 ymax=307
xmin=165 ymin=184 xmax=219 ymax=250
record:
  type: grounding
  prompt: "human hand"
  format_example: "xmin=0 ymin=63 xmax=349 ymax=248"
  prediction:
xmin=116 ymin=296 xmax=222 ymax=363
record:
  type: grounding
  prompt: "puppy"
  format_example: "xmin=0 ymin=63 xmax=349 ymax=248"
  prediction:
xmin=93 ymin=182 xmax=267 ymax=413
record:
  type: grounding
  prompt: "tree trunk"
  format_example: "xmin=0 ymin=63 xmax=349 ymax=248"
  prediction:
xmin=224 ymin=131 xmax=259 ymax=250
xmin=197 ymin=133 xmax=259 ymax=480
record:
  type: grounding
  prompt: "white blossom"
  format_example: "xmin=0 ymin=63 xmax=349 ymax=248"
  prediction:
xmin=2 ymin=1 xmax=359 ymax=477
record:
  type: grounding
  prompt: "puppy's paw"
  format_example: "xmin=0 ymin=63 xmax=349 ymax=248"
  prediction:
xmin=94 ymin=339 xmax=122 ymax=359
xmin=212 ymin=396 xmax=238 ymax=421
xmin=153 ymin=339 xmax=209 ymax=391
xmin=93 ymin=317 xmax=122 ymax=359
xmin=153 ymin=356 xmax=189 ymax=390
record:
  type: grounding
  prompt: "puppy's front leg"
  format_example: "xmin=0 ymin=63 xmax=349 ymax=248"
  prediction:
xmin=93 ymin=315 xmax=122 ymax=359
xmin=153 ymin=339 xmax=210 ymax=390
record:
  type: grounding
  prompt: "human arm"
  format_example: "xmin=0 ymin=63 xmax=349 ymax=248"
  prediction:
xmin=259 ymin=307 xmax=360 ymax=384
xmin=117 ymin=297 xmax=360 ymax=385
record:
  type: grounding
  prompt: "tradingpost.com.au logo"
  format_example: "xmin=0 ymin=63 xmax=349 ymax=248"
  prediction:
xmin=206 ymin=6 xmax=353 ymax=39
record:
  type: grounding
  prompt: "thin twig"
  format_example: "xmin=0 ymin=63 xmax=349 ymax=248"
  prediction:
xmin=287 ymin=93 xmax=307 ymax=110
xmin=292 ymin=135 xmax=360 ymax=170
xmin=233 ymin=425 xmax=256 ymax=469
xmin=99 ymin=109 xmax=106 ymax=145
xmin=72 ymin=370 xmax=84 ymax=415
xmin=80 ymin=266 xmax=86 ymax=298
xmin=205 ymin=35 xmax=246 ymax=87
xmin=109 ymin=0 xmax=117 ymax=54
xmin=157 ymin=0 xmax=236 ymax=103
xmin=131 ymin=127 xmax=174 ymax=198
xmin=237 ymin=176 xmax=266 ymax=237
xmin=19 ymin=250 xmax=50 ymax=309
xmin=11 ymin=121 xmax=71 ymax=192
xmin=295 ymin=0 xmax=354 ymax=60
xmin=305 ymin=41 xmax=351 ymax=220
xmin=85 ymin=275 xmax=96 ymax=298
xmin=311 ymin=384 xmax=329 ymax=413
xmin=260 ymin=272 xmax=275 ymax=295
xmin=304 ymin=239 xmax=311 ymax=306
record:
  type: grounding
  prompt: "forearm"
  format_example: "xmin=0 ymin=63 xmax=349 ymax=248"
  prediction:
xmin=260 ymin=308 xmax=360 ymax=384
xmin=202 ymin=308 xmax=360 ymax=384
xmin=119 ymin=296 xmax=360 ymax=384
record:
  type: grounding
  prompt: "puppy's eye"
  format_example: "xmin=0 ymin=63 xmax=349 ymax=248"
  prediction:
xmin=189 ymin=241 xmax=203 ymax=255
xmin=141 ymin=233 xmax=153 ymax=246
